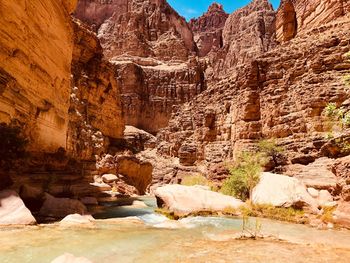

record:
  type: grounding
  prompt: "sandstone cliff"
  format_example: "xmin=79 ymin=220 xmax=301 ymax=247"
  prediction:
xmin=0 ymin=0 xmax=76 ymax=153
xmin=75 ymin=0 xmax=206 ymax=134
xmin=189 ymin=3 xmax=228 ymax=57
xmin=157 ymin=1 xmax=350 ymax=169
xmin=69 ymin=19 xmax=124 ymax=160
xmin=205 ymin=0 xmax=276 ymax=82
xmin=75 ymin=0 xmax=196 ymax=61
xmin=276 ymin=0 xmax=350 ymax=42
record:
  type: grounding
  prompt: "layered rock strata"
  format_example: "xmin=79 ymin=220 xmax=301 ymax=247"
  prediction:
xmin=189 ymin=3 xmax=228 ymax=57
xmin=276 ymin=0 xmax=350 ymax=42
xmin=74 ymin=0 xmax=206 ymax=133
xmin=157 ymin=5 xmax=350 ymax=169
xmin=0 ymin=0 xmax=76 ymax=152
xmin=69 ymin=19 xmax=124 ymax=160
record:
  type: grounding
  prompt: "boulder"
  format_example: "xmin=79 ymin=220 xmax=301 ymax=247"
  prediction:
xmin=60 ymin=214 xmax=95 ymax=225
xmin=333 ymin=202 xmax=350 ymax=229
xmin=0 ymin=190 xmax=36 ymax=225
xmin=101 ymin=174 xmax=118 ymax=183
xmin=39 ymin=194 xmax=87 ymax=219
xmin=318 ymin=190 xmax=333 ymax=207
xmin=284 ymin=158 xmax=338 ymax=191
xmin=51 ymin=253 xmax=92 ymax=263
xmin=155 ymin=184 xmax=243 ymax=217
xmin=252 ymin=172 xmax=319 ymax=211
xmin=307 ymin=187 xmax=319 ymax=198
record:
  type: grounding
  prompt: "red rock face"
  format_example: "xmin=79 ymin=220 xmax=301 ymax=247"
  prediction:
xmin=276 ymin=0 xmax=350 ymax=42
xmin=157 ymin=5 xmax=350 ymax=167
xmin=75 ymin=0 xmax=196 ymax=61
xmin=189 ymin=3 xmax=228 ymax=57
xmin=69 ymin=19 xmax=125 ymax=160
xmin=75 ymin=0 xmax=205 ymax=134
xmin=205 ymin=0 xmax=276 ymax=82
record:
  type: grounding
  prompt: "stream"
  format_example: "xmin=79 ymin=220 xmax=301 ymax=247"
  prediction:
xmin=1 ymin=197 xmax=350 ymax=263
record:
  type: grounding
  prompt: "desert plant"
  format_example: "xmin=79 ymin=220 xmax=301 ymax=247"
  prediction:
xmin=221 ymin=152 xmax=265 ymax=201
xmin=344 ymin=75 xmax=350 ymax=86
xmin=181 ymin=173 xmax=218 ymax=191
xmin=258 ymin=139 xmax=283 ymax=157
xmin=323 ymin=103 xmax=350 ymax=132
xmin=181 ymin=174 xmax=209 ymax=186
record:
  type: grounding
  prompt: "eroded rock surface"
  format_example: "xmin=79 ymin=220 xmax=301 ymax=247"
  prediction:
xmin=189 ymin=3 xmax=228 ymax=57
xmin=0 ymin=0 xmax=76 ymax=152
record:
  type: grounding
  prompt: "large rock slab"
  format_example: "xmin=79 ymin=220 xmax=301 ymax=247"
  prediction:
xmin=252 ymin=172 xmax=319 ymax=211
xmin=284 ymin=158 xmax=338 ymax=191
xmin=39 ymin=194 xmax=87 ymax=219
xmin=51 ymin=253 xmax=92 ymax=263
xmin=333 ymin=202 xmax=350 ymax=229
xmin=155 ymin=184 xmax=243 ymax=217
xmin=0 ymin=190 xmax=36 ymax=225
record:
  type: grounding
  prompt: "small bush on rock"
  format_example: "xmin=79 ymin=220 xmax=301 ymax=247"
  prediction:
xmin=221 ymin=152 xmax=265 ymax=201
xmin=181 ymin=174 xmax=218 ymax=191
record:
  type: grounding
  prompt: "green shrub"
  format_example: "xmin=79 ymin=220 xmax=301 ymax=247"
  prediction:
xmin=239 ymin=203 xmax=307 ymax=224
xmin=323 ymin=103 xmax=350 ymax=131
xmin=221 ymin=152 xmax=265 ymax=201
xmin=344 ymin=75 xmax=350 ymax=86
xmin=320 ymin=206 xmax=335 ymax=223
xmin=324 ymin=103 xmax=338 ymax=118
xmin=181 ymin=174 xmax=209 ymax=186
xmin=258 ymin=139 xmax=283 ymax=157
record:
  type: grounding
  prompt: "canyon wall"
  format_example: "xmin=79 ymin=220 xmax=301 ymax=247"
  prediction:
xmin=276 ymin=0 xmax=350 ymax=42
xmin=189 ymin=3 xmax=228 ymax=57
xmin=0 ymin=0 xmax=76 ymax=153
xmin=69 ymin=19 xmax=125 ymax=160
xmin=204 ymin=0 xmax=276 ymax=82
xmin=75 ymin=0 xmax=205 ymax=134
xmin=157 ymin=0 xmax=350 ymax=169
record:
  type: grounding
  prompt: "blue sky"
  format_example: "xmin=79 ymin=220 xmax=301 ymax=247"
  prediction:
xmin=168 ymin=0 xmax=281 ymax=20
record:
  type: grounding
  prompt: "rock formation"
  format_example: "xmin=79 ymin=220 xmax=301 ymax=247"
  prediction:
xmin=189 ymin=3 xmax=228 ymax=57
xmin=0 ymin=0 xmax=76 ymax=153
xmin=69 ymin=19 xmax=124 ymax=159
xmin=74 ymin=0 xmax=206 ymax=133
xmin=155 ymin=184 xmax=243 ymax=217
xmin=206 ymin=0 xmax=276 ymax=81
xmin=0 ymin=190 xmax=37 ymax=225
xmin=157 ymin=1 xmax=350 ymax=170
xmin=276 ymin=0 xmax=350 ymax=42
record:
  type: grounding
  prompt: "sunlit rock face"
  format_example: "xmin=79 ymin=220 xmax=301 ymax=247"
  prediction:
xmin=0 ymin=0 xmax=76 ymax=152
xmin=69 ymin=19 xmax=125 ymax=160
xmin=74 ymin=0 xmax=197 ymax=61
xmin=74 ymin=0 xmax=205 ymax=134
xmin=156 ymin=0 xmax=350 ymax=169
xmin=189 ymin=3 xmax=229 ymax=57
xmin=276 ymin=0 xmax=350 ymax=42
xmin=204 ymin=0 xmax=277 ymax=82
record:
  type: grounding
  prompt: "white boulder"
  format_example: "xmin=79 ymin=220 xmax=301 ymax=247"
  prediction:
xmin=155 ymin=184 xmax=243 ymax=217
xmin=0 ymin=190 xmax=36 ymax=225
xmin=252 ymin=172 xmax=319 ymax=212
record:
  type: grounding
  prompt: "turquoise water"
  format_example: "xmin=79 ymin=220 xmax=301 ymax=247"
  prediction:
xmin=1 ymin=197 xmax=350 ymax=263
